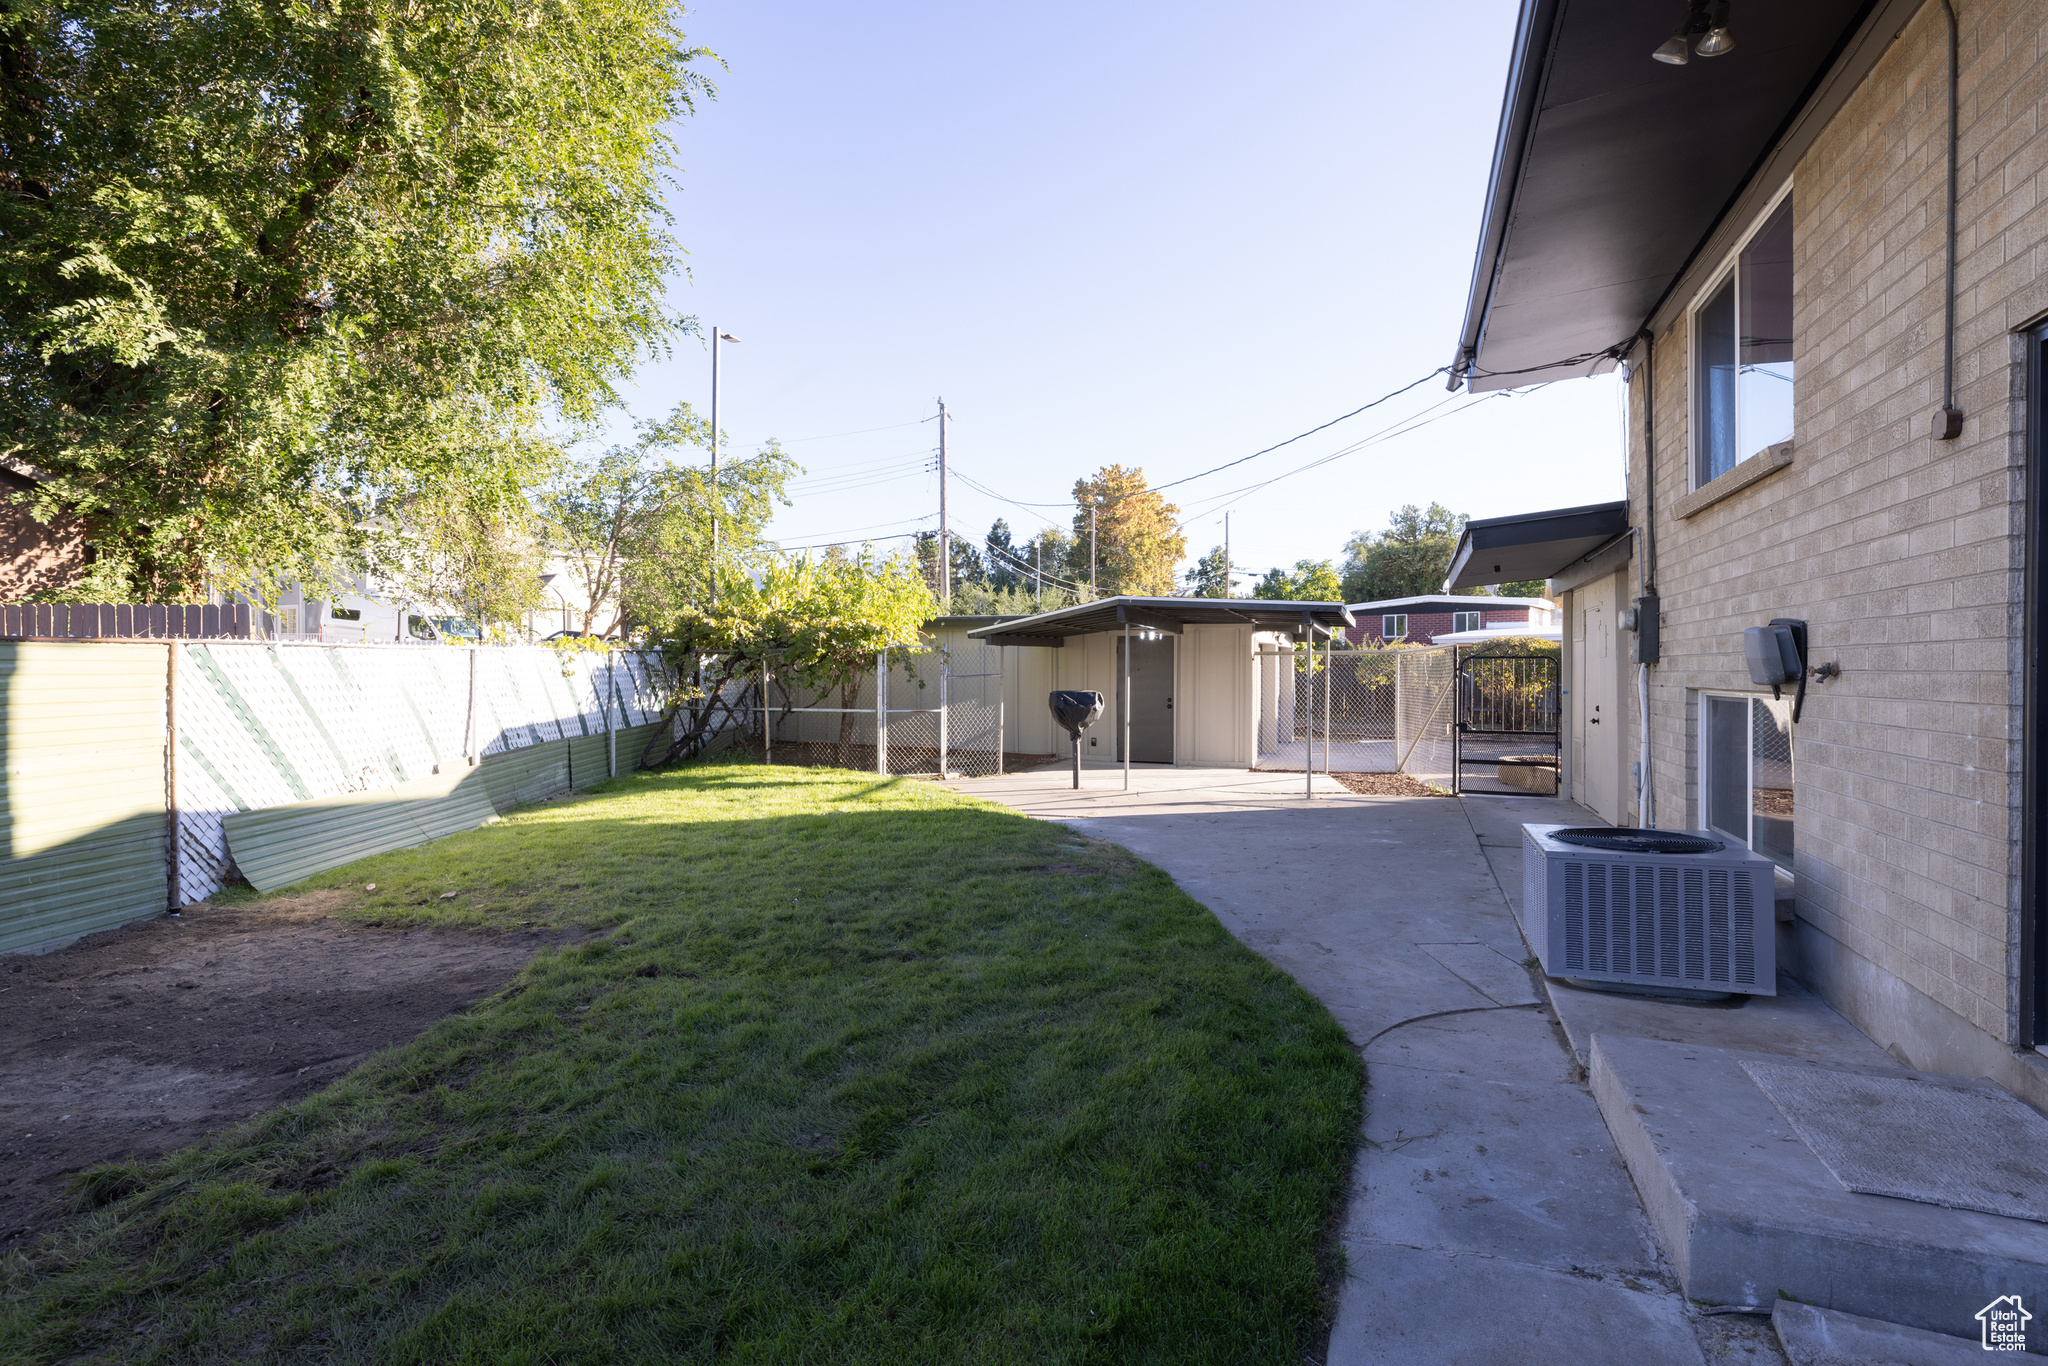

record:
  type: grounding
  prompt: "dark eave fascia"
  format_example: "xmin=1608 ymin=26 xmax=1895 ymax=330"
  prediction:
xmin=1450 ymin=0 xmax=1565 ymax=391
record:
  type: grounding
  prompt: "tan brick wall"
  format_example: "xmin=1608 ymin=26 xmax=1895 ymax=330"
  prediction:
xmin=1628 ymin=0 xmax=2041 ymax=1042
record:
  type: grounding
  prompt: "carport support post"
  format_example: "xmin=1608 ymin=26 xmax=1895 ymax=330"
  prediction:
xmin=1122 ymin=620 xmax=1132 ymax=792
xmin=1323 ymin=628 xmax=1333 ymax=782
xmin=1303 ymin=630 xmax=1312 ymax=801
xmin=876 ymin=649 xmax=887 ymax=776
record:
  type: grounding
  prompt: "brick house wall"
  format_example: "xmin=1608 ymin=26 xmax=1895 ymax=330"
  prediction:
xmin=1619 ymin=0 xmax=2044 ymax=1085
xmin=1348 ymin=604 xmax=1531 ymax=646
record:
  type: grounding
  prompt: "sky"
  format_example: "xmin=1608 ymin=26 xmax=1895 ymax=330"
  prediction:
xmin=616 ymin=0 xmax=1626 ymax=592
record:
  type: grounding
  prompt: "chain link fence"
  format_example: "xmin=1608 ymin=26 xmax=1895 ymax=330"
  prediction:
xmin=757 ymin=646 xmax=1003 ymax=778
xmin=1255 ymin=643 xmax=1454 ymax=788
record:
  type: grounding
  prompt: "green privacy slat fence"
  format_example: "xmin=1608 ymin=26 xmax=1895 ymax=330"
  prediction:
xmin=3 ymin=642 xmax=691 ymax=951
xmin=174 ymin=645 xmax=680 ymax=902
xmin=224 ymin=765 xmax=500 ymax=892
xmin=0 ymin=643 xmax=169 ymax=954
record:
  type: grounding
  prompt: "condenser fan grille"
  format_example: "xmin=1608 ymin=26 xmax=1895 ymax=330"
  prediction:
xmin=1549 ymin=827 xmax=1724 ymax=855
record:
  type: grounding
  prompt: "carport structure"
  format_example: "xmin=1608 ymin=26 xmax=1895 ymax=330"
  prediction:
xmin=967 ymin=596 xmax=1355 ymax=793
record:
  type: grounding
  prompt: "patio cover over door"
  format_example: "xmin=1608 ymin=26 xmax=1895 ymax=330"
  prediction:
xmin=1116 ymin=635 xmax=1174 ymax=764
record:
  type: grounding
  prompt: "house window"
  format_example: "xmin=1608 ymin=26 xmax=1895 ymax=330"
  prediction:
xmin=1382 ymin=614 xmax=1408 ymax=640
xmin=1451 ymin=611 xmax=1483 ymax=633
xmin=1701 ymin=693 xmax=1793 ymax=872
xmin=278 ymin=606 xmax=300 ymax=636
xmin=1693 ymin=191 xmax=1794 ymax=487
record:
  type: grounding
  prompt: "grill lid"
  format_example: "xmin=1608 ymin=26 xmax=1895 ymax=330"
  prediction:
xmin=1549 ymin=828 xmax=1724 ymax=855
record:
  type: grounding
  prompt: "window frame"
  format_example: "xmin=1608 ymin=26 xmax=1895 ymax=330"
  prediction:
xmin=1451 ymin=611 xmax=1483 ymax=633
xmin=1382 ymin=614 xmax=1408 ymax=640
xmin=1686 ymin=180 xmax=1795 ymax=491
xmin=1696 ymin=689 xmax=1794 ymax=872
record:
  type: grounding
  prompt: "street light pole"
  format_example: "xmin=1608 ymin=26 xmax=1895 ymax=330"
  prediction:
xmin=937 ymin=398 xmax=950 ymax=605
xmin=709 ymin=329 xmax=739 ymax=603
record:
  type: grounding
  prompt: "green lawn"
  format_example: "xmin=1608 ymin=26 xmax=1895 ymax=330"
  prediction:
xmin=3 ymin=761 xmax=1363 ymax=1364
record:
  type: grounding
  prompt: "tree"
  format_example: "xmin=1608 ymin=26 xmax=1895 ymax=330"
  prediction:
xmin=540 ymin=404 xmax=793 ymax=638
xmin=914 ymin=530 xmax=985 ymax=601
xmin=654 ymin=551 xmax=935 ymax=766
xmin=984 ymin=520 xmax=1020 ymax=590
xmin=1493 ymin=579 xmax=1548 ymax=599
xmin=1340 ymin=504 xmax=1477 ymax=602
xmin=1185 ymin=545 xmax=1230 ymax=598
xmin=382 ymin=484 xmax=549 ymax=639
xmin=0 ymin=0 xmax=711 ymax=599
xmin=1070 ymin=465 xmax=1184 ymax=596
xmin=1252 ymin=559 xmax=1342 ymax=602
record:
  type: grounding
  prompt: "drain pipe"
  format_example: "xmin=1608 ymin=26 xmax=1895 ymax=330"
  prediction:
xmin=1933 ymin=0 xmax=1964 ymax=441
xmin=1636 ymin=331 xmax=1659 ymax=828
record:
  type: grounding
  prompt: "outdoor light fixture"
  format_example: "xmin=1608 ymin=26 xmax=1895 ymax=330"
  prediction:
xmin=1652 ymin=0 xmax=1734 ymax=64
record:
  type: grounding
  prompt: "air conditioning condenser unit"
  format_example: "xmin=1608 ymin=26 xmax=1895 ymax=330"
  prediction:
xmin=1520 ymin=824 xmax=1776 ymax=996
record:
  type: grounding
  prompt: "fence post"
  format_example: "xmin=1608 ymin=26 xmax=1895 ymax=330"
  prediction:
xmin=939 ymin=647 xmax=950 ymax=778
xmin=465 ymin=647 xmax=478 ymax=763
xmin=605 ymin=653 xmax=616 ymax=778
xmin=165 ymin=641 xmax=179 ymax=909
xmin=763 ymin=657 xmax=774 ymax=766
xmin=875 ymin=649 xmax=887 ymax=776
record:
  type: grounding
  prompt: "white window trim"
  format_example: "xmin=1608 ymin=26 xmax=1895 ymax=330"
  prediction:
xmin=1686 ymin=178 xmax=1794 ymax=492
xmin=1451 ymin=611 xmax=1484 ymax=633
xmin=1383 ymin=614 xmax=1408 ymax=639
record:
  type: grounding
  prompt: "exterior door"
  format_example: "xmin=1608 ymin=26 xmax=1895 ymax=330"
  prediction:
xmin=1116 ymin=634 xmax=1175 ymax=763
xmin=1577 ymin=574 xmax=1621 ymax=821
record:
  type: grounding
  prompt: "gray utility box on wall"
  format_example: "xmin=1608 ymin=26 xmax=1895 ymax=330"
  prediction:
xmin=1520 ymin=824 xmax=1777 ymax=995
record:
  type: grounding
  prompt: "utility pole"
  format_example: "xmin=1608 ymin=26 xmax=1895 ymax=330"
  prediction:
xmin=1035 ymin=539 xmax=1042 ymax=603
xmin=1223 ymin=511 xmax=1232 ymax=599
xmin=709 ymin=329 xmax=739 ymax=603
xmin=1089 ymin=505 xmax=1097 ymax=598
xmin=936 ymin=398 xmax=950 ymax=605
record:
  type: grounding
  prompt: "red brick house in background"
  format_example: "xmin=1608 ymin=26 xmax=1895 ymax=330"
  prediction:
xmin=1345 ymin=594 xmax=1556 ymax=645
xmin=0 ymin=458 xmax=91 ymax=600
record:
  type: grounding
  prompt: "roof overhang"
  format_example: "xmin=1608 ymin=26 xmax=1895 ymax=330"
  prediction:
xmin=1449 ymin=0 xmax=1920 ymax=393
xmin=966 ymin=596 xmax=1355 ymax=646
xmin=1444 ymin=501 xmax=1630 ymax=592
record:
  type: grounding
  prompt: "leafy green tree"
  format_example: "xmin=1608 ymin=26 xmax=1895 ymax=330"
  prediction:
xmin=655 ymin=550 xmax=936 ymax=765
xmin=540 ymin=404 xmax=792 ymax=638
xmin=914 ymin=530 xmax=986 ymax=602
xmin=382 ymin=483 xmax=550 ymax=640
xmin=1340 ymin=504 xmax=1478 ymax=602
xmin=1253 ymin=559 xmax=1343 ymax=602
xmin=984 ymin=519 xmax=1020 ymax=590
xmin=1493 ymin=578 xmax=1548 ymax=599
xmin=1184 ymin=545 xmax=1231 ymax=598
xmin=0 ymin=0 xmax=711 ymax=599
xmin=1070 ymin=466 xmax=1184 ymax=596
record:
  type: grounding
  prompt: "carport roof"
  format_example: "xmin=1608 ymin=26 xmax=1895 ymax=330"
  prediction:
xmin=1443 ymin=501 xmax=1629 ymax=592
xmin=964 ymin=596 xmax=1355 ymax=647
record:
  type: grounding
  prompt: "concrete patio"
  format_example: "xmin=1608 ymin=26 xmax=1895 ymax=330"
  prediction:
xmin=950 ymin=764 xmax=2027 ymax=1364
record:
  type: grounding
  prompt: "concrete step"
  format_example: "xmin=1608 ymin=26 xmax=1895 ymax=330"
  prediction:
xmin=1772 ymin=1300 xmax=2004 ymax=1364
xmin=1588 ymin=1033 xmax=2048 ymax=1350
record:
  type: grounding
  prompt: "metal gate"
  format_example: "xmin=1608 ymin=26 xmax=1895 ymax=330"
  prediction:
xmin=1455 ymin=648 xmax=1561 ymax=796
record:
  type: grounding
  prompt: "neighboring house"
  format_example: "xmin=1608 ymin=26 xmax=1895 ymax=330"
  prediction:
xmin=1444 ymin=0 xmax=2048 ymax=1107
xmin=0 ymin=459 xmax=91 ymax=600
xmin=1345 ymin=594 xmax=1555 ymax=646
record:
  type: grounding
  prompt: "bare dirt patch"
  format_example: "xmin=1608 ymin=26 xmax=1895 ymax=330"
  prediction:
xmin=1330 ymin=772 xmax=1452 ymax=798
xmin=0 ymin=891 xmax=577 ymax=1245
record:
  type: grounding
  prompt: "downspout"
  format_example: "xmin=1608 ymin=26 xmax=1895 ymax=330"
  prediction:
xmin=1932 ymin=1 xmax=1965 ymax=440
xmin=1638 ymin=331 xmax=1659 ymax=828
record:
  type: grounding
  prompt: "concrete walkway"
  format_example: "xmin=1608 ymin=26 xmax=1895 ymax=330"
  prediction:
xmin=953 ymin=767 xmax=1787 ymax=1365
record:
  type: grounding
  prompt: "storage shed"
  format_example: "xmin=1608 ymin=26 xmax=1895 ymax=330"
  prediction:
xmin=954 ymin=598 xmax=1355 ymax=769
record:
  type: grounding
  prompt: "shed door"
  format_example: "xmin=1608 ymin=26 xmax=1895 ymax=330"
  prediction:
xmin=1576 ymin=575 xmax=1621 ymax=821
xmin=1116 ymin=635 xmax=1175 ymax=763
